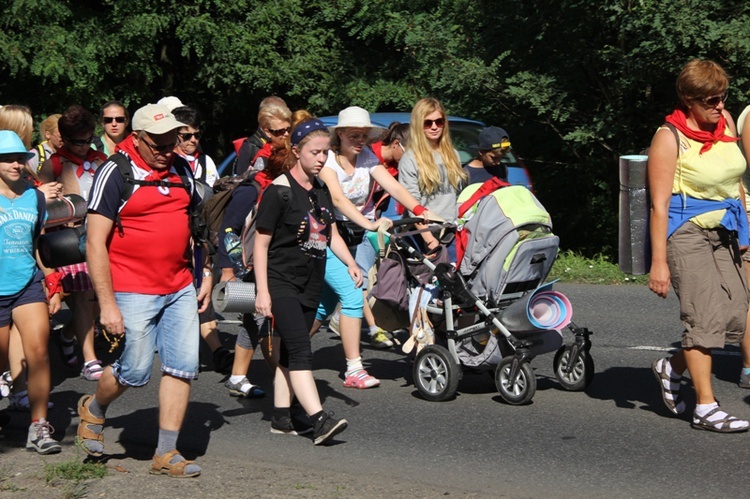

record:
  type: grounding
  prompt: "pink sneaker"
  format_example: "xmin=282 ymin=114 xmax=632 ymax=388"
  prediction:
xmin=81 ymin=360 xmax=103 ymax=381
xmin=343 ymin=369 xmax=380 ymax=389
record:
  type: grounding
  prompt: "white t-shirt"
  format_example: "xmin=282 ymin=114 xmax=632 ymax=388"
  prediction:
xmin=323 ymin=148 xmax=380 ymax=221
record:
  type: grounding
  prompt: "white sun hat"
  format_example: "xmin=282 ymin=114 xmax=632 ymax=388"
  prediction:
xmin=330 ymin=106 xmax=383 ymax=129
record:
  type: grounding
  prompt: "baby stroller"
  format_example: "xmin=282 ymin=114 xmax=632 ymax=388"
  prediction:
xmin=368 ymin=179 xmax=594 ymax=404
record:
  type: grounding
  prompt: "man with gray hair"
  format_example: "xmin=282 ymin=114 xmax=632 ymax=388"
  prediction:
xmin=78 ymin=103 xmax=211 ymax=477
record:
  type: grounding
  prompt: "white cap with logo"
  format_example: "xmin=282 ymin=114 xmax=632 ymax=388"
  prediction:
xmin=132 ymin=104 xmax=186 ymax=134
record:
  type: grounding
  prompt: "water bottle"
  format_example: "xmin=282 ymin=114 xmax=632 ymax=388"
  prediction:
xmin=224 ymin=230 xmax=248 ymax=279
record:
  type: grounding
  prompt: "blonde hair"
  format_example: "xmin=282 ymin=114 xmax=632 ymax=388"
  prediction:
xmin=408 ymin=98 xmax=466 ymax=195
xmin=0 ymin=105 xmax=33 ymax=148
xmin=40 ymin=114 xmax=61 ymax=140
xmin=291 ymin=109 xmax=313 ymax=128
xmin=258 ymin=103 xmax=292 ymax=129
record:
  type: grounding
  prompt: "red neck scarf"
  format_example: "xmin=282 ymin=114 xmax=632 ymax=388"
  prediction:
xmin=665 ymin=108 xmax=738 ymax=154
xmin=116 ymin=136 xmax=173 ymax=180
xmin=55 ymin=148 xmax=107 ymax=177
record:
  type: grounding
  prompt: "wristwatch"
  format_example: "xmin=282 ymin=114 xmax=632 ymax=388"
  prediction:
xmin=202 ymin=270 xmax=213 ymax=278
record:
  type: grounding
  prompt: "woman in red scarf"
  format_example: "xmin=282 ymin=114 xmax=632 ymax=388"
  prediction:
xmin=648 ymin=59 xmax=750 ymax=432
xmin=39 ymin=105 xmax=108 ymax=382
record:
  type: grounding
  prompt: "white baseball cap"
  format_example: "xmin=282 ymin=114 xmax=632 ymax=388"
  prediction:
xmin=132 ymin=104 xmax=186 ymax=134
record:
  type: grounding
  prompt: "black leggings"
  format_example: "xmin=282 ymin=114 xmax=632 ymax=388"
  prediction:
xmin=271 ymin=296 xmax=316 ymax=371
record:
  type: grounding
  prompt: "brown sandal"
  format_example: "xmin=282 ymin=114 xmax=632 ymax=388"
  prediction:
xmin=150 ymin=450 xmax=201 ymax=478
xmin=76 ymin=394 xmax=104 ymax=457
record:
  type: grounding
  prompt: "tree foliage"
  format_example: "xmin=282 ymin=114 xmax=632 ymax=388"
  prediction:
xmin=3 ymin=0 xmax=750 ymax=256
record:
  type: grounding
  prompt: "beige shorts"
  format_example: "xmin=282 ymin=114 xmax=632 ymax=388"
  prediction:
xmin=668 ymin=223 xmax=749 ymax=349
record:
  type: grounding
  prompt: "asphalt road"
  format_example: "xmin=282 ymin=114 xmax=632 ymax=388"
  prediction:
xmin=2 ymin=283 xmax=750 ymax=498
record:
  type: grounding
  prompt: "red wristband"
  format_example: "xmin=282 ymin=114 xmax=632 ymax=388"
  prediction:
xmin=44 ymin=271 xmax=64 ymax=297
xmin=412 ymin=205 xmax=426 ymax=216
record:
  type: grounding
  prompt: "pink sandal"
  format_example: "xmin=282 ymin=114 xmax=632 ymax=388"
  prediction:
xmin=343 ymin=369 xmax=380 ymax=389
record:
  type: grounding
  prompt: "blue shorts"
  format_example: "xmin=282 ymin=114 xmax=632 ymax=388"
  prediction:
xmin=354 ymin=236 xmax=377 ymax=289
xmin=0 ymin=272 xmax=46 ymax=328
xmin=316 ymin=248 xmax=364 ymax=321
xmin=111 ymin=284 xmax=199 ymax=386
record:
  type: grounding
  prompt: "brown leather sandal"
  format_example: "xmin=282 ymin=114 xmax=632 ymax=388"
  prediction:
xmin=150 ymin=450 xmax=201 ymax=478
xmin=76 ymin=394 xmax=104 ymax=457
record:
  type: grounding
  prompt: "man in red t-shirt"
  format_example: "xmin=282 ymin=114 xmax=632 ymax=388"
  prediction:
xmin=78 ymin=103 xmax=211 ymax=477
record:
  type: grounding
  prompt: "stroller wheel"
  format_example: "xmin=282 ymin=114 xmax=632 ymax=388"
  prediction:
xmin=553 ymin=346 xmax=594 ymax=391
xmin=413 ymin=345 xmax=460 ymax=402
xmin=495 ymin=357 xmax=536 ymax=405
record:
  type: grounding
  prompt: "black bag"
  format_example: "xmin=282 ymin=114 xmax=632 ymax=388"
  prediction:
xmin=337 ymin=220 xmax=367 ymax=247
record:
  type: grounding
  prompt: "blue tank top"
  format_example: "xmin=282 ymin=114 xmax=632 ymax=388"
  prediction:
xmin=0 ymin=188 xmax=44 ymax=296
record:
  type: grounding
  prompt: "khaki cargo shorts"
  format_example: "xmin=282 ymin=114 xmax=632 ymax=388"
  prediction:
xmin=668 ymin=222 xmax=749 ymax=349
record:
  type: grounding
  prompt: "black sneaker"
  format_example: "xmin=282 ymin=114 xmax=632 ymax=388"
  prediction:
xmin=212 ymin=347 xmax=234 ymax=374
xmin=313 ymin=412 xmax=348 ymax=445
xmin=271 ymin=414 xmax=313 ymax=436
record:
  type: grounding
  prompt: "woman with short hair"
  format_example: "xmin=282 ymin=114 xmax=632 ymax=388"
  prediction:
xmin=649 ymin=59 xmax=750 ymax=432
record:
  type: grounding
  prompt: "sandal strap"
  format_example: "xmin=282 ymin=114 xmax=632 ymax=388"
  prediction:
xmin=152 ymin=450 xmax=195 ymax=476
xmin=696 ymin=406 xmax=738 ymax=426
xmin=77 ymin=394 xmax=104 ymax=442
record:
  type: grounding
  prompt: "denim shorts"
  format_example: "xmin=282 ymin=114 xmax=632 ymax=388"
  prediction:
xmin=111 ymin=284 xmax=199 ymax=386
xmin=0 ymin=272 xmax=46 ymax=328
xmin=355 ymin=236 xmax=377 ymax=289
xmin=316 ymin=248 xmax=364 ymax=321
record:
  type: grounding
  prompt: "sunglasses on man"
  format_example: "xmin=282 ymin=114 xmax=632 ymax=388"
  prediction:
xmin=102 ymin=117 xmax=127 ymax=124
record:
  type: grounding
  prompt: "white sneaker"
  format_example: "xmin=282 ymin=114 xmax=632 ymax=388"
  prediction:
xmin=26 ymin=419 xmax=61 ymax=454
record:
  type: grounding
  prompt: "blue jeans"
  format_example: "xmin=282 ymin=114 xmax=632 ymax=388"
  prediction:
xmin=316 ymin=248 xmax=364 ymax=321
xmin=112 ymin=284 xmax=199 ymax=386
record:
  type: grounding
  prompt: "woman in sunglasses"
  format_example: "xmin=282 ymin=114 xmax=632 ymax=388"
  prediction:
xmin=39 ymin=105 xmax=108 ymax=382
xmin=399 ymin=97 xmax=467 ymax=255
xmin=94 ymin=101 xmax=130 ymax=157
xmin=649 ymin=59 xmax=750 ymax=433
xmin=254 ymin=119 xmax=356 ymax=444
xmin=250 ymin=103 xmax=292 ymax=171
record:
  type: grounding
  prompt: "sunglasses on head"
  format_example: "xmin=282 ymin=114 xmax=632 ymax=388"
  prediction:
xmin=140 ymin=135 xmax=175 ymax=154
xmin=423 ymin=118 xmax=445 ymax=129
xmin=697 ymin=91 xmax=728 ymax=107
xmin=178 ymin=132 xmax=202 ymax=141
xmin=308 ymin=191 xmax=322 ymax=218
xmin=65 ymin=136 xmax=94 ymax=147
xmin=102 ymin=116 xmax=126 ymax=124
xmin=268 ymin=126 xmax=291 ymax=137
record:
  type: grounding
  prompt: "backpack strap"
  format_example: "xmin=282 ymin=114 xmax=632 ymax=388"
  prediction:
xmin=36 ymin=144 xmax=47 ymax=173
xmin=109 ymin=153 xmax=197 ymax=236
xmin=33 ymin=188 xmax=46 ymax=241
xmin=197 ymin=154 xmax=207 ymax=184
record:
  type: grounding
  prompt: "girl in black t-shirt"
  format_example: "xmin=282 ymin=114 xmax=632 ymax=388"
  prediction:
xmin=254 ymin=119 xmax=361 ymax=445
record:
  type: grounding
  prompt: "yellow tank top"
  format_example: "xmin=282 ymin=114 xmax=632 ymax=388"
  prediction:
xmin=669 ymin=127 xmax=746 ymax=229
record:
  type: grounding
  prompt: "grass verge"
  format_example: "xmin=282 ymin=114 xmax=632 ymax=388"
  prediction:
xmin=549 ymin=250 xmax=649 ymax=285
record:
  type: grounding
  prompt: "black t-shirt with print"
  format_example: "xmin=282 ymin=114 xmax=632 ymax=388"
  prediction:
xmin=255 ymin=172 xmax=334 ymax=308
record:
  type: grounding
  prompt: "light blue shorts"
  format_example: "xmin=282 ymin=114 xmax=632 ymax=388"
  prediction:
xmin=316 ymin=248 xmax=364 ymax=321
xmin=112 ymin=284 xmax=199 ymax=386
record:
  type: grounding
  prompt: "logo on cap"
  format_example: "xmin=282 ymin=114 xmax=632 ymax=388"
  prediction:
xmin=154 ymin=114 xmax=165 ymax=121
